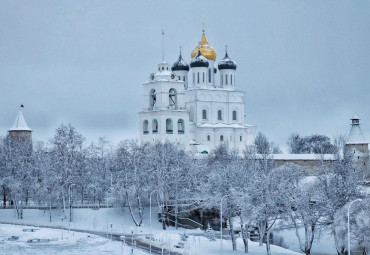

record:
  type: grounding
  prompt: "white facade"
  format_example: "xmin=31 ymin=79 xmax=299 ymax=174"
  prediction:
xmin=139 ymin=32 xmax=255 ymax=153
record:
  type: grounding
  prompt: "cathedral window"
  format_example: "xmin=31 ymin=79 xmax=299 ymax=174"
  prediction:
xmin=162 ymin=67 xmax=164 ymax=71
xmin=207 ymin=135 xmax=210 ymax=141
xmin=178 ymin=119 xmax=185 ymax=134
xmin=232 ymin=110 xmax=237 ymax=121
xmin=217 ymin=110 xmax=222 ymax=121
xmin=197 ymin=72 xmax=200 ymax=84
xmin=225 ymin=74 xmax=228 ymax=85
xmin=183 ymin=76 xmax=185 ymax=81
xmin=240 ymin=136 xmax=242 ymax=141
xmin=152 ymin=119 xmax=158 ymax=134
xmin=202 ymin=109 xmax=207 ymax=120
xmin=149 ymin=89 xmax=156 ymax=108
xmin=231 ymin=75 xmax=233 ymax=85
xmin=208 ymin=69 xmax=211 ymax=83
xmin=166 ymin=119 xmax=173 ymax=134
xmin=169 ymin=88 xmax=177 ymax=108
xmin=220 ymin=135 xmax=224 ymax=141
xmin=143 ymin=120 xmax=149 ymax=134
xmin=202 ymin=72 xmax=205 ymax=83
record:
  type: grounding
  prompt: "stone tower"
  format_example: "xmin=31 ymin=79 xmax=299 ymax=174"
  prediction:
xmin=345 ymin=113 xmax=369 ymax=179
xmin=8 ymin=106 xmax=32 ymax=142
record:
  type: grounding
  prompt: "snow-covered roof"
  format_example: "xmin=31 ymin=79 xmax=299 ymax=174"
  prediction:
xmin=352 ymin=112 xmax=359 ymax=120
xmin=347 ymin=113 xmax=368 ymax=144
xmin=189 ymin=139 xmax=200 ymax=145
xmin=198 ymin=123 xmax=250 ymax=129
xmin=347 ymin=126 xmax=367 ymax=144
xmin=9 ymin=110 xmax=32 ymax=132
xmin=272 ymin=154 xmax=335 ymax=161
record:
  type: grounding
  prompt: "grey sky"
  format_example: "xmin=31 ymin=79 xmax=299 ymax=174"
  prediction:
xmin=1 ymin=1 xmax=369 ymax=150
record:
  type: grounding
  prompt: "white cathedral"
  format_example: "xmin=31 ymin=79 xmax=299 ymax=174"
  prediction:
xmin=139 ymin=31 xmax=255 ymax=153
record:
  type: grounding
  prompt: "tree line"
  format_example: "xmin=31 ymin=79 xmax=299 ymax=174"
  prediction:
xmin=0 ymin=124 xmax=368 ymax=255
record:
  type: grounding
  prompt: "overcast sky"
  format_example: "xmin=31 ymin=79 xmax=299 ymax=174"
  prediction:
xmin=0 ymin=1 xmax=369 ymax=151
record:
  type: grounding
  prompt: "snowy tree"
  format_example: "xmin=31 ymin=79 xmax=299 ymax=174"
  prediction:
xmin=316 ymin=137 xmax=363 ymax=254
xmin=49 ymin=124 xmax=86 ymax=219
xmin=1 ymin=134 xmax=34 ymax=219
xmin=333 ymin=197 xmax=370 ymax=254
xmin=289 ymin=175 xmax=329 ymax=255
xmin=287 ymin=133 xmax=337 ymax=154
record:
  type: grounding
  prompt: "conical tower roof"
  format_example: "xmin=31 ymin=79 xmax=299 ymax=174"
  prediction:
xmin=9 ymin=109 xmax=32 ymax=132
xmin=347 ymin=113 xmax=367 ymax=144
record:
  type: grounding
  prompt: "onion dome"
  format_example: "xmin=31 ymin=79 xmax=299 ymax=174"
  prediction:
xmin=171 ymin=52 xmax=189 ymax=72
xmin=190 ymin=50 xmax=209 ymax=68
xmin=191 ymin=30 xmax=216 ymax=61
xmin=218 ymin=52 xmax=237 ymax=70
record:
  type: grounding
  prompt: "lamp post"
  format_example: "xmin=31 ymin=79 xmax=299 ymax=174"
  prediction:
xmin=106 ymin=187 xmax=114 ymax=237
xmin=149 ymin=190 xmax=158 ymax=254
xmin=68 ymin=183 xmax=76 ymax=233
xmin=220 ymin=194 xmax=229 ymax=255
xmin=347 ymin=199 xmax=362 ymax=255
xmin=131 ymin=229 xmax=134 ymax=255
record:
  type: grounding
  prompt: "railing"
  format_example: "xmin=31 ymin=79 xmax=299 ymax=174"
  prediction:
xmin=0 ymin=204 xmax=114 ymax=210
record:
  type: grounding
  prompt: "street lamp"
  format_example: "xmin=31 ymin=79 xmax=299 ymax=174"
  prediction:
xmin=106 ymin=187 xmax=114 ymax=237
xmin=149 ymin=190 xmax=158 ymax=254
xmin=131 ymin=228 xmax=134 ymax=255
xmin=347 ymin=198 xmax=362 ymax=255
xmin=220 ymin=194 xmax=229 ymax=255
xmin=68 ymin=183 xmax=76 ymax=233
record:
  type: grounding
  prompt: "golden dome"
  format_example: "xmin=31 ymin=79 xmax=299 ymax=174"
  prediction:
xmin=191 ymin=31 xmax=216 ymax=61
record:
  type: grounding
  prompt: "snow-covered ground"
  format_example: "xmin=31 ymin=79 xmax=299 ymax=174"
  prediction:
xmin=0 ymin=207 xmax=333 ymax=254
xmin=0 ymin=223 xmax=148 ymax=255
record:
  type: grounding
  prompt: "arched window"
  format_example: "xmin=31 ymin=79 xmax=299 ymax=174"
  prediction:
xmin=230 ymin=75 xmax=233 ymax=85
xmin=208 ymin=69 xmax=211 ymax=83
xmin=152 ymin=119 xmax=158 ymax=134
xmin=218 ymin=110 xmax=222 ymax=121
xmin=202 ymin=72 xmax=205 ymax=83
xmin=149 ymin=89 xmax=156 ymax=108
xmin=178 ymin=119 xmax=185 ymax=134
xmin=232 ymin=110 xmax=237 ymax=121
xmin=166 ymin=119 xmax=173 ymax=134
xmin=225 ymin=74 xmax=228 ymax=85
xmin=169 ymin=88 xmax=177 ymax=108
xmin=143 ymin=120 xmax=149 ymax=134
xmin=197 ymin=72 xmax=200 ymax=84
xmin=220 ymin=135 xmax=224 ymax=141
xmin=207 ymin=135 xmax=210 ymax=141
xmin=183 ymin=76 xmax=185 ymax=81
xmin=202 ymin=109 xmax=207 ymax=120
xmin=240 ymin=135 xmax=242 ymax=142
